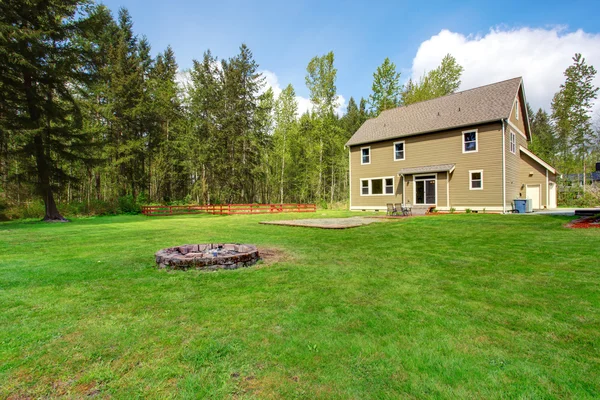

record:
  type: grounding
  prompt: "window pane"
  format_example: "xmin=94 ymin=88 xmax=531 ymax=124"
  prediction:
xmin=464 ymin=132 xmax=476 ymax=142
xmin=471 ymin=180 xmax=482 ymax=189
xmin=464 ymin=141 xmax=477 ymax=152
xmin=371 ymin=179 xmax=383 ymax=194
xmin=426 ymin=180 xmax=436 ymax=204
xmin=385 ymin=178 xmax=394 ymax=194
xmin=416 ymin=181 xmax=425 ymax=204
xmin=472 ymin=172 xmax=481 ymax=180
xmin=362 ymin=148 xmax=369 ymax=163
xmin=395 ymin=143 xmax=404 ymax=159
xmin=361 ymin=180 xmax=368 ymax=195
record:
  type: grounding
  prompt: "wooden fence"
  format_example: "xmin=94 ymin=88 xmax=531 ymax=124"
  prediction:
xmin=141 ymin=203 xmax=317 ymax=216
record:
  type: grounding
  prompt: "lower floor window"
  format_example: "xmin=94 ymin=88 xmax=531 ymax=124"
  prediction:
xmin=470 ymin=170 xmax=483 ymax=190
xmin=360 ymin=177 xmax=394 ymax=195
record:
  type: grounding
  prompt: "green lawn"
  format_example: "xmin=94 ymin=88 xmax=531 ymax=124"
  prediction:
xmin=1 ymin=212 xmax=599 ymax=399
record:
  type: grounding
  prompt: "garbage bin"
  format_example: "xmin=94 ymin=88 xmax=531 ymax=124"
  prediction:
xmin=514 ymin=199 xmax=527 ymax=214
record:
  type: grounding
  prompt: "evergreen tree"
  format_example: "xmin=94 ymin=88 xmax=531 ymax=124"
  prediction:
xmin=529 ymin=108 xmax=557 ymax=163
xmin=0 ymin=0 xmax=107 ymax=220
xmin=220 ymin=44 xmax=265 ymax=202
xmin=188 ymin=50 xmax=223 ymax=204
xmin=551 ymin=53 xmax=598 ymax=184
xmin=368 ymin=57 xmax=401 ymax=115
xmin=150 ymin=45 xmax=182 ymax=201
xmin=341 ymin=97 xmax=363 ymax=135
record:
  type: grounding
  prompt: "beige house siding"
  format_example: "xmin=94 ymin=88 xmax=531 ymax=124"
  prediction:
xmin=519 ymin=152 xmax=556 ymax=208
xmin=508 ymin=87 xmax=528 ymax=135
xmin=350 ymin=122 xmax=504 ymax=210
xmin=504 ymin=119 xmax=530 ymax=208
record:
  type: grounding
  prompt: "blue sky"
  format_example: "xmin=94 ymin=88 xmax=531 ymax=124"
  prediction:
xmin=100 ymin=0 xmax=600 ymax=114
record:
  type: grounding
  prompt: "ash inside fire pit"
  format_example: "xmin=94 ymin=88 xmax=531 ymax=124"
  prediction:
xmin=155 ymin=244 xmax=259 ymax=271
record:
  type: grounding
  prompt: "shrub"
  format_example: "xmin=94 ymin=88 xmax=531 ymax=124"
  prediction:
xmin=118 ymin=194 xmax=141 ymax=214
xmin=465 ymin=208 xmax=472 ymax=214
xmin=449 ymin=207 xmax=456 ymax=214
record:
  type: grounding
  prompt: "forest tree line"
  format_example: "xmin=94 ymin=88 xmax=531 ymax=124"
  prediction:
xmin=0 ymin=0 xmax=598 ymax=220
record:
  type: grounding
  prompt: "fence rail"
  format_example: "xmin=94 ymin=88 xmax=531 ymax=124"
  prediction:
xmin=141 ymin=203 xmax=317 ymax=216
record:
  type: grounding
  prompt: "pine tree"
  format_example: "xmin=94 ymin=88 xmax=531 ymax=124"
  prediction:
xmin=551 ymin=53 xmax=598 ymax=186
xmin=188 ymin=50 xmax=223 ymax=204
xmin=529 ymin=108 xmax=557 ymax=164
xmin=368 ymin=57 xmax=401 ymax=115
xmin=0 ymin=0 xmax=107 ymax=220
xmin=220 ymin=44 xmax=265 ymax=202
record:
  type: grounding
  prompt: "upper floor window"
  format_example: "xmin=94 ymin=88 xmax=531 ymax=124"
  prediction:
xmin=394 ymin=141 xmax=405 ymax=161
xmin=515 ymin=99 xmax=519 ymax=120
xmin=463 ymin=130 xmax=478 ymax=153
xmin=469 ymin=170 xmax=483 ymax=190
xmin=361 ymin=147 xmax=370 ymax=165
xmin=510 ymin=131 xmax=516 ymax=154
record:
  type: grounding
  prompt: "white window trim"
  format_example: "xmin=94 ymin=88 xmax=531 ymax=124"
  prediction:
xmin=462 ymin=129 xmax=478 ymax=154
xmin=393 ymin=140 xmax=405 ymax=161
xmin=359 ymin=176 xmax=395 ymax=196
xmin=413 ymin=173 xmax=437 ymax=205
xmin=360 ymin=146 xmax=371 ymax=165
xmin=469 ymin=170 xmax=484 ymax=190
xmin=510 ymin=131 xmax=516 ymax=154
xmin=515 ymin=99 xmax=519 ymax=120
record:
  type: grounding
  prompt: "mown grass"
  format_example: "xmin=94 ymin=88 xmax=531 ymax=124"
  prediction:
xmin=0 ymin=211 xmax=599 ymax=399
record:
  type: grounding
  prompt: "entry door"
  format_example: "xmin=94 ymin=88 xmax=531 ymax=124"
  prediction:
xmin=549 ymin=182 xmax=557 ymax=208
xmin=415 ymin=175 xmax=436 ymax=205
xmin=526 ymin=185 xmax=541 ymax=209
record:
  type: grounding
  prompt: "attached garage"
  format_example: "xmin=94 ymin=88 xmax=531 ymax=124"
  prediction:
xmin=519 ymin=146 xmax=557 ymax=209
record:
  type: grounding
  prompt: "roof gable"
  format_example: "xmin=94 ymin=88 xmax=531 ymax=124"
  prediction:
xmin=346 ymin=77 xmax=523 ymax=147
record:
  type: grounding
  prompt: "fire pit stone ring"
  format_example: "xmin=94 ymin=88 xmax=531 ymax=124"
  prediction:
xmin=155 ymin=243 xmax=260 ymax=271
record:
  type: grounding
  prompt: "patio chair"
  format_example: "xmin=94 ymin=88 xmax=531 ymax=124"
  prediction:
xmin=396 ymin=203 xmax=411 ymax=216
xmin=386 ymin=203 xmax=398 ymax=216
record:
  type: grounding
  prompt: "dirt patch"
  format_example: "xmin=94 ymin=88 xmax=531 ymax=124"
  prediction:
xmin=260 ymin=217 xmax=386 ymax=229
xmin=566 ymin=216 xmax=600 ymax=229
xmin=258 ymin=247 xmax=291 ymax=266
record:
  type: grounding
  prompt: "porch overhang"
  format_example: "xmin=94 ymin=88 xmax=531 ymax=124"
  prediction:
xmin=398 ymin=163 xmax=456 ymax=176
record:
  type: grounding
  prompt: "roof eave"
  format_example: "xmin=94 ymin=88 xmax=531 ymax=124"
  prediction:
xmin=346 ymin=118 xmax=504 ymax=147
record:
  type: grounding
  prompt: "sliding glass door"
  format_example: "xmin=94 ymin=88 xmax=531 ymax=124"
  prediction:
xmin=414 ymin=175 xmax=436 ymax=205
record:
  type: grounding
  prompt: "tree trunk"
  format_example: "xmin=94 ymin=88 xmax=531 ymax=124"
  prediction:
xmin=24 ymin=72 xmax=66 ymax=221
xmin=280 ymin=133 xmax=285 ymax=204
xmin=34 ymin=134 xmax=66 ymax=221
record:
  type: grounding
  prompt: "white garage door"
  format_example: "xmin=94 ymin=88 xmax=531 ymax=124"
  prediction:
xmin=526 ymin=185 xmax=541 ymax=209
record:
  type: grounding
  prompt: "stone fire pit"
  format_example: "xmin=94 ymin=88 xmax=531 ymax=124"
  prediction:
xmin=155 ymin=243 xmax=260 ymax=271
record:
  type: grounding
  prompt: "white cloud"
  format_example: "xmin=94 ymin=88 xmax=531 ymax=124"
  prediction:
xmin=411 ymin=27 xmax=600 ymax=114
xmin=261 ymin=70 xmax=346 ymax=117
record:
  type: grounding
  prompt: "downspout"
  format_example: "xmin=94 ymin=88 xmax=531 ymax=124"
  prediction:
xmin=348 ymin=147 xmax=352 ymax=211
xmin=545 ymin=169 xmax=549 ymax=208
xmin=399 ymin=174 xmax=404 ymax=204
xmin=501 ymin=119 xmax=507 ymax=214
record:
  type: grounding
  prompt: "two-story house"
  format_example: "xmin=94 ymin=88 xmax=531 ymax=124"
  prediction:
xmin=346 ymin=77 xmax=557 ymax=213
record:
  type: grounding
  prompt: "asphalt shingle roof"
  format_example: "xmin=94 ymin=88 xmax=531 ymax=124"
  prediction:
xmin=346 ymin=77 xmax=523 ymax=147
xmin=398 ymin=164 xmax=456 ymax=175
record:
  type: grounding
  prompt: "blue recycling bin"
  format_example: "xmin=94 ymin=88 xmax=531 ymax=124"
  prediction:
xmin=514 ymin=199 xmax=527 ymax=214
